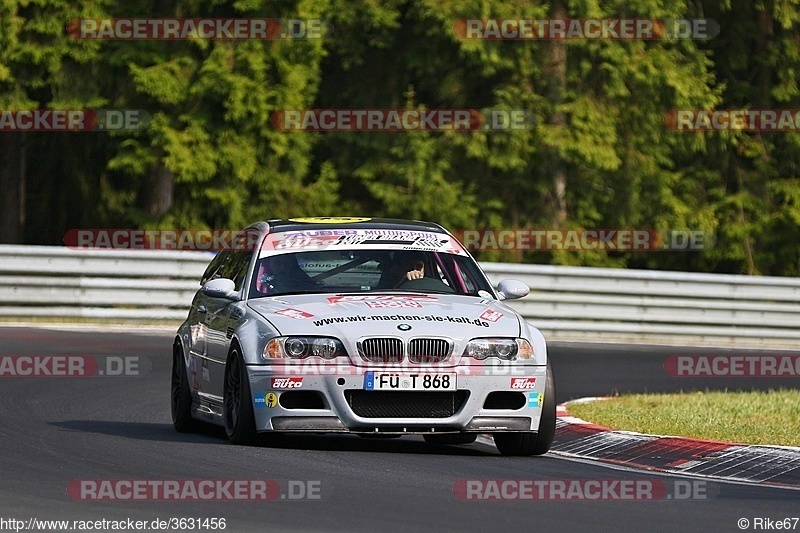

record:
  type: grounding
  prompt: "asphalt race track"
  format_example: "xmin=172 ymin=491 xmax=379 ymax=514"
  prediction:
xmin=0 ymin=326 xmax=797 ymax=533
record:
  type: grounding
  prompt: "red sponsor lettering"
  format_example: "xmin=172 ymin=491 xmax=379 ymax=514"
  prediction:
xmin=275 ymin=308 xmax=314 ymax=319
xmin=510 ymin=377 xmax=537 ymax=389
xmin=270 ymin=377 xmax=304 ymax=389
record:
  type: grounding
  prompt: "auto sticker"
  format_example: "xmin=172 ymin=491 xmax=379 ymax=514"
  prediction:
xmin=271 ymin=377 xmax=303 ymax=389
xmin=511 ymin=377 xmax=536 ymax=389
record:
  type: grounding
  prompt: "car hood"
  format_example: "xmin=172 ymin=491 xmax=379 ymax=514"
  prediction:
xmin=247 ymin=292 xmax=521 ymax=363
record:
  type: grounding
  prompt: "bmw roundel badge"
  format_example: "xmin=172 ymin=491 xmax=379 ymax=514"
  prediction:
xmin=397 ymin=324 xmax=412 ymax=331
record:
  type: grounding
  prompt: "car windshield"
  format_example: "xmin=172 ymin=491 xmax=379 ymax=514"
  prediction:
xmin=249 ymin=249 xmax=494 ymax=298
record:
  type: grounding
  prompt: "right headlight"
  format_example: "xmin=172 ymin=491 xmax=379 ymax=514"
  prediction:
xmin=463 ymin=338 xmax=533 ymax=361
xmin=262 ymin=336 xmax=348 ymax=360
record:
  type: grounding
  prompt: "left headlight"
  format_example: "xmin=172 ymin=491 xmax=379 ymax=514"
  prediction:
xmin=463 ymin=338 xmax=533 ymax=361
xmin=263 ymin=336 xmax=348 ymax=360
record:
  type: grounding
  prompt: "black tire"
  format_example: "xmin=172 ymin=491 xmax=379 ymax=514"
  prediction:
xmin=493 ymin=362 xmax=556 ymax=456
xmin=423 ymin=433 xmax=478 ymax=446
xmin=223 ymin=347 xmax=258 ymax=445
xmin=531 ymin=362 xmax=557 ymax=454
xmin=171 ymin=341 xmax=200 ymax=433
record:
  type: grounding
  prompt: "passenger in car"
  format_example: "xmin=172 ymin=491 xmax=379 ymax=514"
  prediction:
xmin=256 ymin=254 xmax=318 ymax=295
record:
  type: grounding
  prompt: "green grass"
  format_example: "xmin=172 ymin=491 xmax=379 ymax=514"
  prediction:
xmin=566 ymin=389 xmax=800 ymax=447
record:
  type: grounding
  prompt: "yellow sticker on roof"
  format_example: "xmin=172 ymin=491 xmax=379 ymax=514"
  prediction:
xmin=289 ymin=217 xmax=371 ymax=224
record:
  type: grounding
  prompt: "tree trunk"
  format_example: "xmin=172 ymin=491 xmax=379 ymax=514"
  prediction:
xmin=0 ymin=132 xmax=27 ymax=243
xmin=141 ymin=160 xmax=174 ymax=217
xmin=546 ymin=0 xmax=568 ymax=228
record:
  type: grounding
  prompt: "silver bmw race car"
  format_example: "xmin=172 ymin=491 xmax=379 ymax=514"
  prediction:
xmin=172 ymin=217 xmax=556 ymax=456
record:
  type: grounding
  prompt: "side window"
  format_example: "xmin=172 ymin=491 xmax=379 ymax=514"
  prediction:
xmin=221 ymin=251 xmax=252 ymax=291
xmin=200 ymin=251 xmax=230 ymax=286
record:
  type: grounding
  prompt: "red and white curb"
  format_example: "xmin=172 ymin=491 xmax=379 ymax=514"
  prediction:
xmin=549 ymin=398 xmax=800 ymax=490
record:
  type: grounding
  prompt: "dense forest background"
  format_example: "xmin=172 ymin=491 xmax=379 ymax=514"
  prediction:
xmin=1 ymin=0 xmax=799 ymax=276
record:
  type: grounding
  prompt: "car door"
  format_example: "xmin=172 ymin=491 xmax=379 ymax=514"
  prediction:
xmin=187 ymin=251 xmax=228 ymax=394
xmin=203 ymin=249 xmax=253 ymax=399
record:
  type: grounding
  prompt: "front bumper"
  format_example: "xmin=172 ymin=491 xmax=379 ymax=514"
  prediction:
xmin=246 ymin=363 xmax=547 ymax=434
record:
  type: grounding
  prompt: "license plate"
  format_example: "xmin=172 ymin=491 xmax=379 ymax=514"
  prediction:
xmin=364 ymin=372 xmax=457 ymax=391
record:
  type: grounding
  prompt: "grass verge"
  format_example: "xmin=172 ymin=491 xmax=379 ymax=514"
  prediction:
xmin=566 ymin=389 xmax=800 ymax=447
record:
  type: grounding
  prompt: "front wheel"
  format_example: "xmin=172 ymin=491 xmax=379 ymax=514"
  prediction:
xmin=171 ymin=342 xmax=200 ymax=433
xmin=223 ymin=348 xmax=258 ymax=445
xmin=493 ymin=362 xmax=556 ymax=456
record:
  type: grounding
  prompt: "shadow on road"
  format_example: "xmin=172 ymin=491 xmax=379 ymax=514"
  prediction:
xmin=49 ymin=420 xmax=496 ymax=456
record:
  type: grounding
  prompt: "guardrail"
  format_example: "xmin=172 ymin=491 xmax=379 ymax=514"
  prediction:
xmin=1 ymin=245 xmax=799 ymax=346
xmin=481 ymin=263 xmax=800 ymax=346
xmin=0 ymin=245 xmax=210 ymax=321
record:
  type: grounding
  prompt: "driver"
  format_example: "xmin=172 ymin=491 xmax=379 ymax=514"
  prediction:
xmin=377 ymin=252 xmax=427 ymax=288
xmin=387 ymin=251 xmax=454 ymax=293
xmin=400 ymin=256 xmax=425 ymax=282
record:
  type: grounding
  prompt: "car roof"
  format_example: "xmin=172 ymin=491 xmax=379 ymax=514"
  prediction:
xmin=255 ymin=218 xmax=448 ymax=235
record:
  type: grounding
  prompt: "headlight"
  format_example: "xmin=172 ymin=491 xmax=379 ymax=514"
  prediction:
xmin=463 ymin=338 xmax=533 ymax=361
xmin=263 ymin=336 xmax=348 ymax=360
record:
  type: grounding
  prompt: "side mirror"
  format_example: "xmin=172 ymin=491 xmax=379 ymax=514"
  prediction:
xmin=201 ymin=278 xmax=237 ymax=299
xmin=496 ymin=279 xmax=530 ymax=300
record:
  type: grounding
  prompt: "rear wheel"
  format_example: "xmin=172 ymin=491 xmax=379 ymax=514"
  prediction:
xmin=171 ymin=342 xmax=200 ymax=433
xmin=493 ymin=362 xmax=556 ymax=456
xmin=423 ymin=433 xmax=478 ymax=446
xmin=223 ymin=348 xmax=258 ymax=445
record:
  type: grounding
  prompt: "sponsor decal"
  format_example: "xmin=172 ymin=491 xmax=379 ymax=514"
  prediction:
xmin=289 ymin=217 xmax=371 ymax=224
xmin=283 ymin=232 xmax=359 ymax=239
xmin=273 ymin=235 xmax=340 ymax=249
xmin=313 ymin=315 xmax=490 ymax=327
xmin=271 ymin=377 xmax=303 ymax=389
xmin=365 ymin=299 xmax=423 ymax=309
xmin=480 ymin=309 xmax=504 ymax=322
xmin=511 ymin=377 xmax=537 ymax=390
xmin=327 ymin=294 xmax=438 ymax=304
xmin=275 ymin=308 xmax=314 ymax=319
xmin=261 ymin=230 xmax=468 ymax=256
xmin=254 ymin=394 xmax=266 ymax=408
xmin=274 ymin=233 xmax=449 ymax=250
xmin=539 ymin=392 xmax=544 ymax=407
xmin=265 ymin=392 xmax=279 ymax=408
